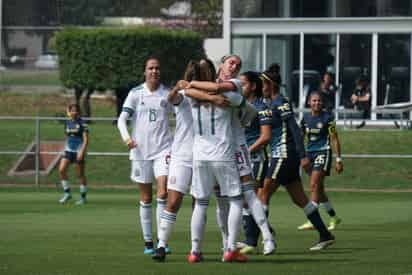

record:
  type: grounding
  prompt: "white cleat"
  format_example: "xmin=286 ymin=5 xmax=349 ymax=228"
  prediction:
xmin=75 ymin=198 xmax=87 ymax=205
xmin=309 ymin=237 xmax=335 ymax=251
xmin=59 ymin=193 xmax=72 ymax=204
xmin=263 ymin=239 xmax=276 ymax=255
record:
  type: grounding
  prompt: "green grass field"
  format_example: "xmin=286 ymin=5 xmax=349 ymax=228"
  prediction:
xmin=1 ymin=69 xmax=61 ymax=86
xmin=1 ymin=189 xmax=412 ymax=275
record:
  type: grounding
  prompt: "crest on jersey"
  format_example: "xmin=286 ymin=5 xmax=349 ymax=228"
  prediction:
xmin=317 ymin=122 xmax=323 ymax=129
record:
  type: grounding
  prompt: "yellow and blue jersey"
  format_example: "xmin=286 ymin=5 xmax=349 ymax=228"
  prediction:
xmin=301 ymin=111 xmax=336 ymax=152
xmin=245 ymin=97 xmax=269 ymax=162
xmin=65 ymin=118 xmax=88 ymax=152
xmin=259 ymin=95 xmax=296 ymax=158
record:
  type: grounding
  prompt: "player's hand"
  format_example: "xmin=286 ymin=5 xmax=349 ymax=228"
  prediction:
xmin=177 ymin=80 xmax=189 ymax=89
xmin=335 ymin=161 xmax=343 ymax=174
xmin=126 ymin=139 xmax=137 ymax=150
xmin=77 ymin=153 xmax=84 ymax=162
xmin=300 ymin=157 xmax=311 ymax=172
xmin=212 ymin=95 xmax=230 ymax=108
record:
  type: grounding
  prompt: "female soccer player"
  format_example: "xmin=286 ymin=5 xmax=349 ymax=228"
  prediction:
xmin=256 ymin=64 xmax=335 ymax=251
xmin=58 ymin=103 xmax=89 ymax=205
xmin=117 ymin=57 xmax=173 ymax=255
xmin=297 ymin=91 xmax=343 ymax=231
xmin=152 ymin=59 xmax=230 ymax=262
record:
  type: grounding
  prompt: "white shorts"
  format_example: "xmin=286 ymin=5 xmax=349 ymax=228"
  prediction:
xmin=235 ymin=144 xmax=253 ymax=177
xmin=167 ymin=158 xmax=192 ymax=194
xmin=191 ymin=160 xmax=242 ymax=199
xmin=130 ymin=153 xmax=170 ymax=184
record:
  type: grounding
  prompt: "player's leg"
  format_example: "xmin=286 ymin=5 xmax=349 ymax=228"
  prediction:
xmin=154 ymin=160 xmax=191 ymax=261
xmin=188 ymin=161 xmax=213 ymax=263
xmin=58 ymin=154 xmax=72 ymax=204
xmin=318 ymin=180 xmax=341 ymax=230
xmin=132 ymin=160 xmax=155 ymax=254
xmin=215 ymin=191 xmax=229 ymax=252
xmin=284 ymin=179 xmax=335 ymax=251
xmin=74 ymin=160 xmax=87 ymax=205
xmin=215 ymin=161 xmax=247 ymax=263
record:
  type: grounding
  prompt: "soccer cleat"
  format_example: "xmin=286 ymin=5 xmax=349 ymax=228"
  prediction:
xmin=165 ymin=246 xmax=172 ymax=255
xmin=297 ymin=220 xmax=314 ymax=230
xmin=223 ymin=250 xmax=248 ymax=263
xmin=262 ymin=239 xmax=276 ymax=256
xmin=309 ymin=235 xmax=335 ymax=251
xmin=328 ymin=217 xmax=342 ymax=230
xmin=59 ymin=193 xmax=72 ymax=204
xmin=236 ymin=241 xmax=248 ymax=249
xmin=75 ymin=198 xmax=87 ymax=205
xmin=239 ymin=244 xmax=258 ymax=255
xmin=152 ymin=247 xmax=166 ymax=262
xmin=144 ymin=241 xmax=155 ymax=255
xmin=187 ymin=251 xmax=203 ymax=263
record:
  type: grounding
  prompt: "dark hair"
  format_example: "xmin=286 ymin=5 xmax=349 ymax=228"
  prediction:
xmin=183 ymin=60 xmax=200 ymax=81
xmin=240 ymin=71 xmax=262 ymax=98
xmin=199 ymin=58 xmax=216 ymax=82
xmin=183 ymin=58 xmax=216 ymax=82
xmin=144 ymin=56 xmax=160 ymax=70
xmin=68 ymin=103 xmax=80 ymax=111
xmin=261 ymin=63 xmax=282 ymax=86
xmin=308 ymin=90 xmax=322 ymax=101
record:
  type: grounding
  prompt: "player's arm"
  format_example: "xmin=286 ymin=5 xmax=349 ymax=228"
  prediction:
xmin=188 ymin=80 xmax=237 ymax=94
xmin=168 ymin=83 xmax=184 ymax=105
xmin=329 ymin=121 xmax=343 ymax=174
xmin=117 ymin=93 xmax=137 ymax=150
xmin=77 ymin=127 xmax=89 ymax=161
xmin=184 ymin=88 xmax=231 ymax=107
xmin=249 ymin=109 xmax=272 ymax=153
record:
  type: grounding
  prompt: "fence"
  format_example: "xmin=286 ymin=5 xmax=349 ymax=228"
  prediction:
xmin=0 ymin=114 xmax=411 ymax=189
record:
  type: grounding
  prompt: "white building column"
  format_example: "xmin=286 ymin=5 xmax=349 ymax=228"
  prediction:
xmin=410 ymin=33 xmax=412 ymax=120
xmin=299 ymin=32 xmax=304 ymax=119
xmin=371 ymin=33 xmax=378 ymax=120
xmin=223 ymin=0 xmax=231 ymax=54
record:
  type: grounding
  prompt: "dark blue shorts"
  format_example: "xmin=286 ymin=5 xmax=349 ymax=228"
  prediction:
xmin=307 ymin=150 xmax=332 ymax=176
xmin=252 ymin=160 xmax=268 ymax=188
xmin=266 ymin=155 xmax=300 ymax=186
xmin=63 ymin=151 xmax=83 ymax=164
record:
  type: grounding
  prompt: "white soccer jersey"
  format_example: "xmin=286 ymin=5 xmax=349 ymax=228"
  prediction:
xmin=122 ymin=83 xmax=173 ymax=160
xmin=171 ymin=93 xmax=194 ymax=161
xmin=190 ymin=91 xmax=244 ymax=161
xmin=228 ymin=78 xmax=248 ymax=147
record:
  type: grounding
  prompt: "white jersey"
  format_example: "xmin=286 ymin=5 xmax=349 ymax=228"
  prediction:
xmin=189 ymin=91 xmax=244 ymax=161
xmin=228 ymin=78 xmax=248 ymax=147
xmin=171 ymin=93 xmax=194 ymax=161
xmin=122 ymin=83 xmax=173 ymax=160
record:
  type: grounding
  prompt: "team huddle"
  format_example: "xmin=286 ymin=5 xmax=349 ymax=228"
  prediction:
xmin=59 ymin=53 xmax=343 ymax=263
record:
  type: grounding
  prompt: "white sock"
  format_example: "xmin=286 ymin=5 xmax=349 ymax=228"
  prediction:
xmin=156 ymin=198 xmax=167 ymax=235
xmin=191 ymin=199 xmax=209 ymax=253
xmin=320 ymin=201 xmax=333 ymax=212
xmin=227 ymin=196 xmax=243 ymax=251
xmin=243 ymin=188 xmax=272 ymax=241
xmin=79 ymin=184 xmax=87 ymax=199
xmin=61 ymin=180 xmax=70 ymax=192
xmin=216 ymin=196 xmax=229 ymax=251
xmin=139 ymin=201 xmax=153 ymax=242
xmin=157 ymin=210 xmax=176 ymax=248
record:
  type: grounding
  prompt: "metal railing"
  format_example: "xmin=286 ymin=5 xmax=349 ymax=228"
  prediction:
xmin=0 ymin=113 xmax=411 ymax=187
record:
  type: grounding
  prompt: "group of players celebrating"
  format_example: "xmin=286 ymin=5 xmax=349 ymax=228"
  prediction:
xmin=115 ymin=54 xmax=344 ymax=263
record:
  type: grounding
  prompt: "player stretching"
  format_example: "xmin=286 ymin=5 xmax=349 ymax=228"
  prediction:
xmin=58 ymin=103 xmax=89 ymax=205
xmin=117 ymin=57 xmax=173 ymax=255
xmin=152 ymin=59 xmax=230 ymax=262
xmin=188 ymin=55 xmax=275 ymax=256
xmin=257 ymin=64 xmax=335 ymax=251
xmin=298 ymin=91 xmax=343 ymax=231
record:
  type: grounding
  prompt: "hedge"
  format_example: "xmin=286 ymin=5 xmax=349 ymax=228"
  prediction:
xmin=55 ymin=27 xmax=205 ymax=90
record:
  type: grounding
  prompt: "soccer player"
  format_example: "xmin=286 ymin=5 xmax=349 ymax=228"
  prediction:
xmin=188 ymin=55 xmax=275 ymax=257
xmin=152 ymin=59 xmax=230 ymax=262
xmin=256 ymin=63 xmax=335 ymax=251
xmin=298 ymin=91 xmax=343 ymax=231
xmin=58 ymin=103 xmax=89 ymax=205
xmin=117 ymin=57 xmax=173 ymax=255
xmin=237 ymin=71 xmax=274 ymax=254
xmin=183 ymin=57 xmax=246 ymax=263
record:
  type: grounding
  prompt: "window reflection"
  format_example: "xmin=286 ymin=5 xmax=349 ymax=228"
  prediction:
xmin=232 ymin=36 xmax=262 ymax=72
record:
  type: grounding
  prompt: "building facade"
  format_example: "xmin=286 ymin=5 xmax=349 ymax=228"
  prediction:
xmin=224 ymin=0 xmax=412 ymax=121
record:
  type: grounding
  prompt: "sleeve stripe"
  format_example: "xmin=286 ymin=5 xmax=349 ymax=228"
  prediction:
xmin=122 ymin=107 xmax=134 ymax=116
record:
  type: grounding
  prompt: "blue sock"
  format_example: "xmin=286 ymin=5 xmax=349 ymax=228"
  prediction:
xmin=242 ymin=212 xmax=260 ymax=247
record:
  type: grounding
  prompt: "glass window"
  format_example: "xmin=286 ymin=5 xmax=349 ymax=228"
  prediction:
xmin=231 ymin=0 xmax=412 ymax=18
xmin=232 ymin=36 xmax=262 ymax=72
xmin=303 ymin=34 xmax=337 ymax=109
xmin=266 ymin=35 xmax=300 ymax=107
xmin=339 ymin=34 xmax=372 ymax=118
xmin=377 ymin=34 xmax=410 ymax=119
